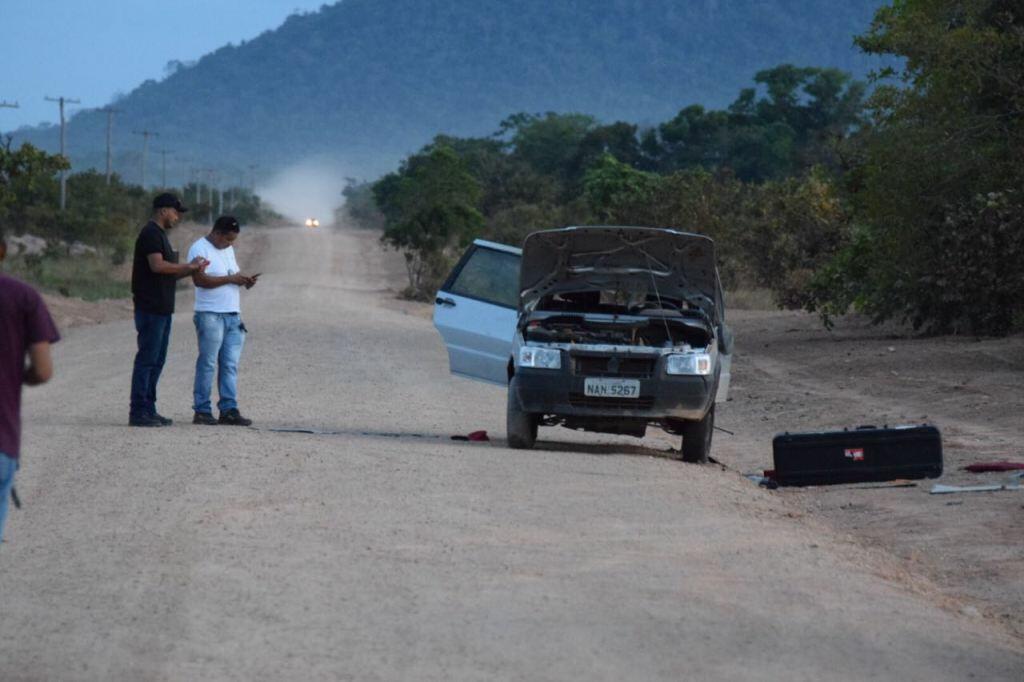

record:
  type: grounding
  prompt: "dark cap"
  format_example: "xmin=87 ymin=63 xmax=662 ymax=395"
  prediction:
xmin=152 ymin=192 xmax=188 ymax=212
xmin=212 ymin=215 xmax=241 ymax=233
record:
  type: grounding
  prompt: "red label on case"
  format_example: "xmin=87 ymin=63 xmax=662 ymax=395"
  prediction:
xmin=844 ymin=448 xmax=865 ymax=462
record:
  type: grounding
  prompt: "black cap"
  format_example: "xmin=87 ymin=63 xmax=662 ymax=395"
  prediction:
xmin=152 ymin=192 xmax=188 ymax=213
xmin=213 ymin=215 xmax=241 ymax=233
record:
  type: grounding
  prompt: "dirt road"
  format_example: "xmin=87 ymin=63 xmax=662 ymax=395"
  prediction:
xmin=2 ymin=224 xmax=1021 ymax=680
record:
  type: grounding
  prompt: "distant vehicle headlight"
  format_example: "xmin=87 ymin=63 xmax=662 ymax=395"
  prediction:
xmin=666 ymin=353 xmax=712 ymax=376
xmin=518 ymin=346 xmax=562 ymax=369
xmin=305 ymin=218 xmax=313 ymax=227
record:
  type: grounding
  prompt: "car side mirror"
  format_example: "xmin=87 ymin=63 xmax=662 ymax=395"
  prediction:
xmin=719 ymin=325 xmax=734 ymax=355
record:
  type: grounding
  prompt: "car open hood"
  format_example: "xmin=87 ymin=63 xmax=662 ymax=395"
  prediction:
xmin=519 ymin=226 xmax=719 ymax=315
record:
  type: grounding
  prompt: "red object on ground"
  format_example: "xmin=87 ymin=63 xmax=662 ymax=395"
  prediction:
xmin=467 ymin=430 xmax=490 ymax=442
xmin=763 ymin=469 xmax=777 ymax=480
xmin=962 ymin=461 xmax=1024 ymax=473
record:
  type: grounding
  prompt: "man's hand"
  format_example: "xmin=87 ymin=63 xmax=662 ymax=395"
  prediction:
xmin=229 ymin=273 xmax=251 ymax=286
xmin=244 ymin=273 xmax=261 ymax=289
xmin=149 ymin=252 xmax=205 ymax=278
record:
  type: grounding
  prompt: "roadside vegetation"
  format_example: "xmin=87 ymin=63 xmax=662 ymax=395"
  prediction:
xmin=0 ymin=135 xmax=277 ymax=300
xmin=352 ymin=1 xmax=1023 ymax=336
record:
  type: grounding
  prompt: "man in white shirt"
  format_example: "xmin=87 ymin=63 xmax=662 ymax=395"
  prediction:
xmin=187 ymin=216 xmax=259 ymax=426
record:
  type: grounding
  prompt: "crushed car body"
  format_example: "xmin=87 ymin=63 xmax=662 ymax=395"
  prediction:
xmin=433 ymin=226 xmax=732 ymax=462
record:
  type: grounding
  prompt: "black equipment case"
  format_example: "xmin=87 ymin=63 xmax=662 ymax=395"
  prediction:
xmin=771 ymin=424 xmax=942 ymax=486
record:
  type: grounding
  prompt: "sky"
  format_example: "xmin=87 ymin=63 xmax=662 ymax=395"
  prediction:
xmin=0 ymin=1 xmax=332 ymax=132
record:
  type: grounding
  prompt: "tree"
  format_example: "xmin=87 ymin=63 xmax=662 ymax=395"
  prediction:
xmin=375 ymin=145 xmax=485 ymax=296
xmin=500 ymin=112 xmax=598 ymax=181
xmin=643 ymin=66 xmax=865 ymax=181
xmin=0 ymin=138 xmax=67 ymax=239
xmin=810 ymin=0 xmax=1024 ymax=333
xmin=582 ymin=153 xmax=660 ymax=224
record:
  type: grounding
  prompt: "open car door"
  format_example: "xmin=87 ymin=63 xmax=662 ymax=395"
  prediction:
xmin=433 ymin=239 xmax=521 ymax=385
xmin=714 ymin=270 xmax=732 ymax=403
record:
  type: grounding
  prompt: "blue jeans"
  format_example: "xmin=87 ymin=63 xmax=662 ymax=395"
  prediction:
xmin=130 ymin=312 xmax=172 ymax=418
xmin=193 ymin=312 xmax=246 ymax=414
xmin=0 ymin=453 xmax=17 ymax=545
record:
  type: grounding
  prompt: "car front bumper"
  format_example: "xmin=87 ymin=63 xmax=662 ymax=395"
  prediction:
xmin=512 ymin=365 xmax=715 ymax=421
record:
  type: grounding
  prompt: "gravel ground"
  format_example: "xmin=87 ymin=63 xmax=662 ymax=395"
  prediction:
xmin=1 ymin=223 xmax=1021 ymax=681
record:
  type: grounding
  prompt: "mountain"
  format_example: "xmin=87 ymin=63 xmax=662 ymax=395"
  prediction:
xmin=8 ymin=0 xmax=890 ymax=185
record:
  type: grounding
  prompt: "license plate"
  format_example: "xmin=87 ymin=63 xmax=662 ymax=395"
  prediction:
xmin=584 ymin=378 xmax=641 ymax=399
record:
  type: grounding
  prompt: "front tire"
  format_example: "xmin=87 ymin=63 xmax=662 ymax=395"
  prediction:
xmin=680 ymin=404 xmax=714 ymax=463
xmin=506 ymin=381 xmax=538 ymax=449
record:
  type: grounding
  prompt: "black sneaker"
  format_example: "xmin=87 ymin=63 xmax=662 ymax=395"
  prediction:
xmin=218 ymin=409 xmax=252 ymax=426
xmin=193 ymin=411 xmax=218 ymax=425
xmin=129 ymin=414 xmax=164 ymax=427
xmin=154 ymin=413 xmax=173 ymax=426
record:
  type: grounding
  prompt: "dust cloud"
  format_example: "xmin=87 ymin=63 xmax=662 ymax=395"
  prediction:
xmin=257 ymin=159 xmax=348 ymax=227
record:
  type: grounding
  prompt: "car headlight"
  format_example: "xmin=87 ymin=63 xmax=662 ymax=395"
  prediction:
xmin=666 ymin=353 xmax=712 ymax=376
xmin=518 ymin=346 xmax=562 ymax=370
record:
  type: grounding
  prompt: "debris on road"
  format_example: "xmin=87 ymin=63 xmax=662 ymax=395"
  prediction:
xmin=962 ymin=461 xmax=1024 ymax=473
xmin=930 ymin=472 xmax=1023 ymax=495
xmin=744 ymin=474 xmax=779 ymax=490
xmin=266 ymin=427 xmax=442 ymax=440
xmin=830 ymin=481 xmax=917 ymax=491
xmin=451 ymin=430 xmax=490 ymax=442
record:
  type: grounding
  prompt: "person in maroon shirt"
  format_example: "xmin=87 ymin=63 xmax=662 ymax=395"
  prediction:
xmin=0 ymin=233 xmax=60 ymax=545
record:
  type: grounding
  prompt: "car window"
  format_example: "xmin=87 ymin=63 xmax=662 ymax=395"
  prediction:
xmin=448 ymin=246 xmax=520 ymax=309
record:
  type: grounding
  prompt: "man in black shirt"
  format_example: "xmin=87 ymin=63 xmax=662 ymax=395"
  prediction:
xmin=129 ymin=193 xmax=207 ymax=427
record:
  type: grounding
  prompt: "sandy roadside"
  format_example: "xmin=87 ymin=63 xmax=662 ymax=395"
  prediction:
xmin=2 ymin=222 xmax=1021 ymax=680
xmin=30 ymin=222 xmax=1024 ymax=643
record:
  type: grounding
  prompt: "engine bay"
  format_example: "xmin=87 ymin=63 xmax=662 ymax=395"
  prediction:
xmin=523 ymin=290 xmax=714 ymax=348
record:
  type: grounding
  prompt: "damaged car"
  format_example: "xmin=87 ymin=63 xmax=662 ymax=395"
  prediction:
xmin=433 ymin=226 xmax=732 ymax=462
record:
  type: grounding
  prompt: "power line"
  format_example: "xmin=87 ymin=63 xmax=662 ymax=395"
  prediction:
xmin=44 ymin=95 xmax=80 ymax=211
xmin=131 ymin=130 xmax=159 ymax=188
xmin=98 ymin=107 xmax=122 ymax=185
xmin=0 ymin=101 xmax=19 ymax=134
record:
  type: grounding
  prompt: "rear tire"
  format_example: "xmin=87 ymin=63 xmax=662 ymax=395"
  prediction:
xmin=680 ymin=405 xmax=714 ymax=463
xmin=506 ymin=381 xmax=538 ymax=449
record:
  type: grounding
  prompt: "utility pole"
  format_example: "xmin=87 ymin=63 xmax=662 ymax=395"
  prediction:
xmin=158 ymin=149 xmax=170 ymax=187
xmin=98 ymin=107 xmax=122 ymax=185
xmin=131 ymin=129 xmax=158 ymax=187
xmin=197 ymin=169 xmax=216 ymax=224
xmin=247 ymin=163 xmax=259 ymax=193
xmin=188 ymin=167 xmax=200 ymax=205
xmin=178 ymin=157 xmax=191 ymax=196
xmin=215 ymin=171 xmax=223 ymax=218
xmin=44 ymin=95 xmax=80 ymax=211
